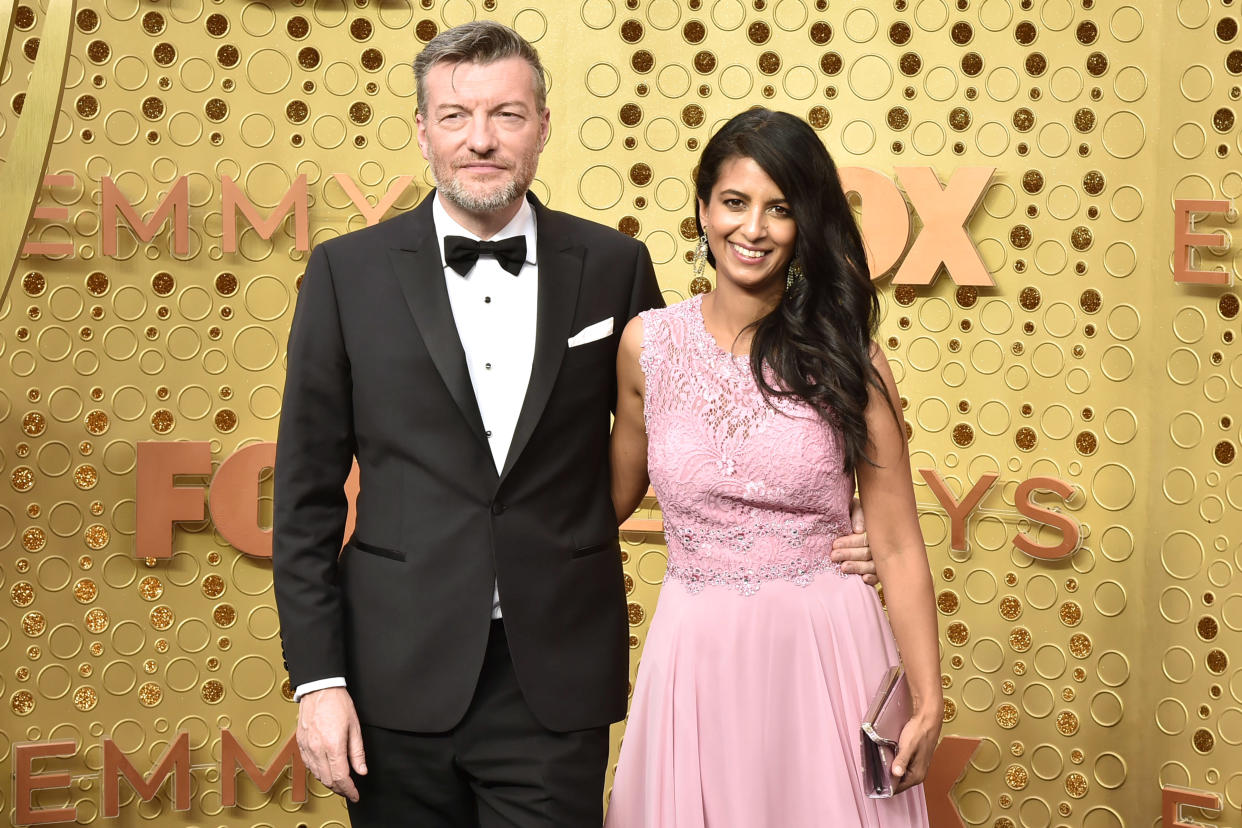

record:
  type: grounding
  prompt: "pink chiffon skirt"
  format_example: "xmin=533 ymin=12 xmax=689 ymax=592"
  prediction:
xmin=605 ymin=571 xmax=929 ymax=828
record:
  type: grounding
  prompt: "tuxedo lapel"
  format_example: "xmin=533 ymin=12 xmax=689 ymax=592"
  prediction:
xmin=387 ymin=198 xmax=490 ymax=446
xmin=500 ymin=198 xmax=583 ymax=482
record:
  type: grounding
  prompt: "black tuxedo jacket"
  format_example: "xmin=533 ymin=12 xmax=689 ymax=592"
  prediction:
xmin=272 ymin=191 xmax=663 ymax=733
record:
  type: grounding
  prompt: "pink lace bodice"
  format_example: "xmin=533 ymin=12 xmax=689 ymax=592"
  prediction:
xmin=640 ymin=294 xmax=854 ymax=596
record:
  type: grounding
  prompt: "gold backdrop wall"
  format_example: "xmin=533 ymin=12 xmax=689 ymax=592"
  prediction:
xmin=2 ymin=0 xmax=1241 ymax=825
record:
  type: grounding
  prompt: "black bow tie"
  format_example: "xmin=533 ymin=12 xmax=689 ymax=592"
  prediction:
xmin=443 ymin=235 xmax=527 ymax=276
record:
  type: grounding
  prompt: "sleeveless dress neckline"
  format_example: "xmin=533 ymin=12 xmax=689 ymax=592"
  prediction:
xmin=690 ymin=293 xmax=750 ymax=363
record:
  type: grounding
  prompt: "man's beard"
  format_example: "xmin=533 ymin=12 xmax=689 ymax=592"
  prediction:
xmin=429 ymin=148 xmax=538 ymax=214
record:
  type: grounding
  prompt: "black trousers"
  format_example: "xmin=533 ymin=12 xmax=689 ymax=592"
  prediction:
xmin=346 ymin=621 xmax=610 ymax=827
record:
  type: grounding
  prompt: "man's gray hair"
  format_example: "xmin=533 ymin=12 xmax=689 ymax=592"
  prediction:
xmin=413 ymin=21 xmax=547 ymax=115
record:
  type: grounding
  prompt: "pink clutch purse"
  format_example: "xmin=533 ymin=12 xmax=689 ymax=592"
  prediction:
xmin=860 ymin=665 xmax=913 ymax=799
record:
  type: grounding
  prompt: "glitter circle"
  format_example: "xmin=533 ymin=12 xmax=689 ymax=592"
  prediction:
xmin=23 ymin=611 xmax=47 ymax=636
xmin=138 ymin=576 xmax=164 ymax=601
xmin=202 ymin=574 xmax=226 ymax=598
xmin=12 ymin=690 xmax=36 ymax=715
xmin=150 ymin=605 xmax=174 ymax=630
xmin=1009 ymin=627 xmax=1032 ymax=652
xmin=138 ymin=681 xmax=163 ymax=707
xmin=12 ymin=467 xmax=35 ymax=492
xmin=84 ymin=524 xmax=110 ymax=549
xmin=74 ymin=579 xmax=98 ymax=603
xmin=84 ymin=608 xmax=109 ymax=633
xmin=214 ymin=604 xmax=237 ymax=627
xmin=74 ymin=686 xmax=98 ymax=710
xmin=1060 ymin=601 xmax=1083 ymax=626
xmin=12 ymin=582 xmax=36 ymax=607
xmin=627 ymin=602 xmax=645 ymax=625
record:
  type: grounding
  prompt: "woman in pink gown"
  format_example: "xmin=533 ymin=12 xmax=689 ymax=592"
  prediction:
xmin=606 ymin=109 xmax=941 ymax=827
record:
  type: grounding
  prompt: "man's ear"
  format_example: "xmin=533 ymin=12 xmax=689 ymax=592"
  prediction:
xmin=415 ymin=112 xmax=430 ymax=160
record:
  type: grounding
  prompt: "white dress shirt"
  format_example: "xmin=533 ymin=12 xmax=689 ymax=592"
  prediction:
xmin=294 ymin=194 xmax=538 ymax=701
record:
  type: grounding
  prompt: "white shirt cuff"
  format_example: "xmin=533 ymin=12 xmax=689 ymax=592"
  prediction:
xmin=294 ymin=676 xmax=347 ymax=701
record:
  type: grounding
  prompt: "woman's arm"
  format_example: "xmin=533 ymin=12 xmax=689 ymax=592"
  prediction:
xmin=855 ymin=343 xmax=943 ymax=793
xmin=611 ymin=316 xmax=650 ymax=525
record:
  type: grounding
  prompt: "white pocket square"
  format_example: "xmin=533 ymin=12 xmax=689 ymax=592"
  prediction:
xmin=567 ymin=317 xmax=614 ymax=348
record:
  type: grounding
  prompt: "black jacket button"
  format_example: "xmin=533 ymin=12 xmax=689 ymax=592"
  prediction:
xmin=491 ymin=501 xmax=506 ymax=516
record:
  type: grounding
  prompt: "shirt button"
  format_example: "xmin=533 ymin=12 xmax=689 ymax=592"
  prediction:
xmin=485 ymin=363 xmax=492 ymax=370
xmin=484 ymin=296 xmax=492 ymax=303
xmin=486 ymin=430 xmax=493 ymax=437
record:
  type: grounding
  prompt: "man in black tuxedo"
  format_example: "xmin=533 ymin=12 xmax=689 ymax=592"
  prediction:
xmin=273 ymin=21 xmax=660 ymax=825
xmin=273 ymin=20 xmax=876 ymax=827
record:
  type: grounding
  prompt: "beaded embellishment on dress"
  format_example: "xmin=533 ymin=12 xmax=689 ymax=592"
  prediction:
xmin=639 ymin=295 xmax=854 ymax=596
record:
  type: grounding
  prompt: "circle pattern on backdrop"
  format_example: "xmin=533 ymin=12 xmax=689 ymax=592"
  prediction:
xmin=0 ymin=2 xmax=1227 ymax=824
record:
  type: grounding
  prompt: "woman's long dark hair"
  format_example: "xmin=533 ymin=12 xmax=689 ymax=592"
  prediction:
xmin=695 ymin=108 xmax=893 ymax=473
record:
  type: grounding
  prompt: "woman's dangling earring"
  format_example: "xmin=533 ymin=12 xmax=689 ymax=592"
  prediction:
xmin=694 ymin=235 xmax=708 ymax=280
xmin=785 ymin=258 xmax=803 ymax=289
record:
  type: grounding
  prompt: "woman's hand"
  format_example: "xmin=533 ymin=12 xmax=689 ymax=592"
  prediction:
xmin=891 ymin=704 xmax=943 ymax=793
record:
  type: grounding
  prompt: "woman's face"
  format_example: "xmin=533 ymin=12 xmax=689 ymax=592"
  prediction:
xmin=698 ymin=155 xmax=797 ymax=294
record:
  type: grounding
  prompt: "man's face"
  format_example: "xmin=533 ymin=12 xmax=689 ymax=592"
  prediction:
xmin=416 ymin=57 xmax=550 ymax=215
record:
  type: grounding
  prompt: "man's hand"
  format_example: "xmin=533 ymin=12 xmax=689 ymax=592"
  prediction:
xmin=297 ymin=687 xmax=367 ymax=802
xmin=831 ymin=497 xmax=878 ymax=586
